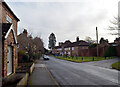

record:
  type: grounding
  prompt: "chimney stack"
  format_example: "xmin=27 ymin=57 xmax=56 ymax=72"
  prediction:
xmin=59 ymin=42 xmax=63 ymax=46
xmin=23 ymin=29 xmax=28 ymax=37
xmin=76 ymin=36 xmax=79 ymax=42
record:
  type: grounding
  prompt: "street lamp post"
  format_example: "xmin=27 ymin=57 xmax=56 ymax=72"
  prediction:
xmin=96 ymin=27 xmax=99 ymax=57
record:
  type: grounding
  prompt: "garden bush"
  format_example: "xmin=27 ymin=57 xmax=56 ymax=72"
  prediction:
xmin=18 ymin=50 xmax=29 ymax=63
xmin=32 ymin=53 xmax=40 ymax=59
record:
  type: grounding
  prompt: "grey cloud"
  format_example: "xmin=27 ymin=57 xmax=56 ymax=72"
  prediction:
xmin=7 ymin=0 xmax=119 ymax=48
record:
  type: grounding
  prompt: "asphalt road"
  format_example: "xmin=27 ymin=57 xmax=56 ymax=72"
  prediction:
xmin=83 ymin=58 xmax=120 ymax=69
xmin=44 ymin=56 xmax=120 ymax=86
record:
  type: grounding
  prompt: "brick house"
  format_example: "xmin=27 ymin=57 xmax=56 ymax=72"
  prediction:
xmin=17 ymin=29 xmax=28 ymax=52
xmin=114 ymin=37 xmax=120 ymax=45
xmin=52 ymin=37 xmax=90 ymax=56
xmin=1 ymin=1 xmax=20 ymax=77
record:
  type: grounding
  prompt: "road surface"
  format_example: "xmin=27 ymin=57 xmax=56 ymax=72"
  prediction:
xmin=44 ymin=56 xmax=120 ymax=86
xmin=83 ymin=58 xmax=120 ymax=69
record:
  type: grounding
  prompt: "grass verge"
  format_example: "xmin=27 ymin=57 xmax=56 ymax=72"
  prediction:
xmin=111 ymin=61 xmax=120 ymax=70
xmin=56 ymin=56 xmax=114 ymax=63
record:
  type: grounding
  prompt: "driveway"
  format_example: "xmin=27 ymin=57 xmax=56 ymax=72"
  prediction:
xmin=45 ymin=56 xmax=120 ymax=86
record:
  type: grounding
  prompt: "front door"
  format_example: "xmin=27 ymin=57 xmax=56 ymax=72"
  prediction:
xmin=7 ymin=46 xmax=13 ymax=76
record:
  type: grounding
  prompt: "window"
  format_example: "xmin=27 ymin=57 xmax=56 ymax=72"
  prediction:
xmin=72 ymin=47 xmax=74 ymax=50
xmin=69 ymin=47 xmax=70 ymax=50
xmin=6 ymin=15 xmax=12 ymax=23
xmin=68 ymin=52 xmax=70 ymax=55
xmin=65 ymin=47 xmax=70 ymax=50
xmin=57 ymin=48 xmax=62 ymax=50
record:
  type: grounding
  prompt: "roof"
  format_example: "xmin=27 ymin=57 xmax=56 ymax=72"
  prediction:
xmin=54 ymin=46 xmax=62 ymax=49
xmin=109 ymin=42 xmax=118 ymax=46
xmin=2 ymin=1 xmax=20 ymax=21
xmin=2 ymin=23 xmax=17 ymax=44
xmin=71 ymin=40 xmax=90 ymax=47
xmin=54 ymin=40 xmax=90 ymax=49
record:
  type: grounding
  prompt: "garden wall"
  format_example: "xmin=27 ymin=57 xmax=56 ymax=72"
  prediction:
xmin=79 ymin=46 xmax=120 ymax=57
xmin=79 ymin=47 xmax=106 ymax=57
xmin=116 ymin=46 xmax=120 ymax=57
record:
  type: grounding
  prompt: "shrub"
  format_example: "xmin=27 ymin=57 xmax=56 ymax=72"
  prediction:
xmin=18 ymin=50 xmax=25 ymax=54
xmin=104 ymin=46 xmax=116 ymax=57
xmin=22 ymin=54 xmax=29 ymax=62
xmin=118 ymin=43 xmax=120 ymax=47
xmin=18 ymin=50 xmax=29 ymax=63
xmin=32 ymin=54 xmax=40 ymax=59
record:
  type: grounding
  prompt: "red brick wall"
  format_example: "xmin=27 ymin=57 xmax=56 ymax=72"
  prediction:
xmin=2 ymin=31 xmax=17 ymax=77
xmin=78 ymin=47 xmax=106 ymax=57
xmin=0 ymin=42 xmax=1 ymax=86
xmin=53 ymin=46 xmax=120 ymax=57
xmin=72 ymin=46 xmax=79 ymax=56
xmin=1 ymin=2 xmax=18 ymax=77
xmin=1 ymin=3 xmax=18 ymax=36
xmin=116 ymin=47 xmax=120 ymax=57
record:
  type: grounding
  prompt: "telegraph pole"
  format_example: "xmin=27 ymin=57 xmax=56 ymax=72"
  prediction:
xmin=96 ymin=27 xmax=99 ymax=57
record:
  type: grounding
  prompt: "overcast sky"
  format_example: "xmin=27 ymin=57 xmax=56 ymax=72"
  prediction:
xmin=5 ymin=0 xmax=119 ymax=48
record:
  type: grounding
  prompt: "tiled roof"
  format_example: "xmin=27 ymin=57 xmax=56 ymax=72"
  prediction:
xmin=54 ymin=40 xmax=90 ymax=48
xmin=2 ymin=2 xmax=20 ymax=21
xmin=109 ymin=42 xmax=118 ymax=46
xmin=54 ymin=46 xmax=62 ymax=49
xmin=71 ymin=40 xmax=90 ymax=46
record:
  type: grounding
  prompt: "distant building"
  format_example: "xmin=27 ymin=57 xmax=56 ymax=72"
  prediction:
xmin=52 ymin=37 xmax=90 ymax=56
xmin=99 ymin=37 xmax=108 ymax=44
xmin=17 ymin=29 xmax=28 ymax=51
xmin=114 ymin=37 xmax=120 ymax=44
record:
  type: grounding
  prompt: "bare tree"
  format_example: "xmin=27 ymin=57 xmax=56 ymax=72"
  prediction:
xmin=18 ymin=29 xmax=45 ymax=60
xmin=33 ymin=37 xmax=44 ymax=54
xmin=108 ymin=16 xmax=120 ymax=37
xmin=85 ymin=36 xmax=95 ymax=44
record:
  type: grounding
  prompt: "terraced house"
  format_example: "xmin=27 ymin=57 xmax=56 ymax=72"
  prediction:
xmin=52 ymin=37 xmax=90 ymax=56
xmin=1 ymin=1 xmax=20 ymax=77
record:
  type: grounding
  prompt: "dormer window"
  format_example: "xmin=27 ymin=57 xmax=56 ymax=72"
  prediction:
xmin=6 ymin=15 xmax=12 ymax=23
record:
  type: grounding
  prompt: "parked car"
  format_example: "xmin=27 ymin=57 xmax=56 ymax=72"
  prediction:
xmin=43 ymin=55 xmax=50 ymax=60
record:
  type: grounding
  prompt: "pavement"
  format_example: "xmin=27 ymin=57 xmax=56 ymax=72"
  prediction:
xmin=28 ymin=57 xmax=59 ymax=86
xmin=45 ymin=56 xmax=120 ymax=86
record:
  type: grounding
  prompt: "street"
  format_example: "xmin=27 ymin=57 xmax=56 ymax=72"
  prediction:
xmin=44 ymin=56 xmax=120 ymax=86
